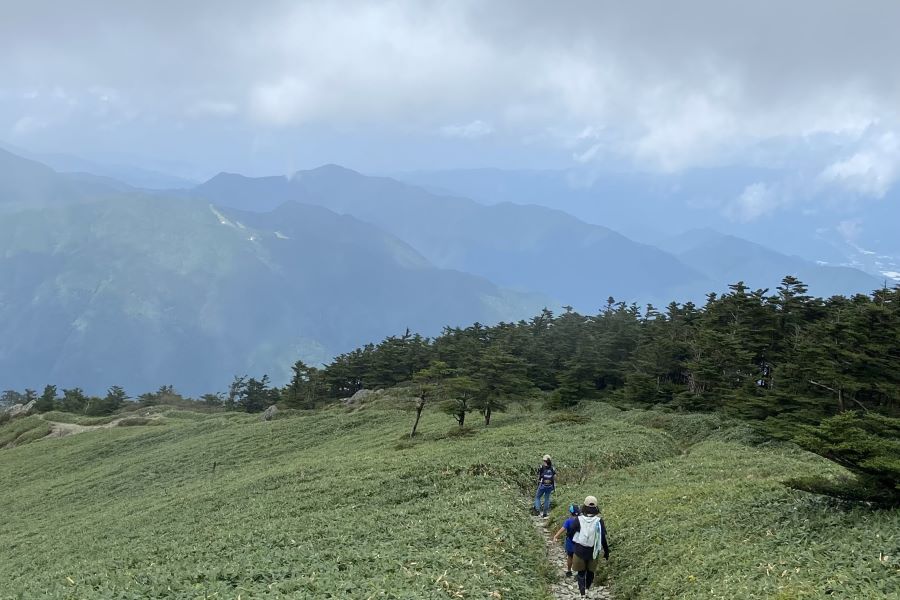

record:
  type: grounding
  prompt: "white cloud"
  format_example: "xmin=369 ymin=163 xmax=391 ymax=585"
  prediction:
xmin=3 ymin=1 xmax=900 ymax=178
xmin=836 ymin=219 xmax=863 ymax=242
xmin=439 ymin=120 xmax=493 ymax=139
xmin=10 ymin=115 xmax=47 ymax=137
xmin=246 ymin=2 xmax=501 ymax=127
xmin=250 ymin=77 xmax=316 ymax=125
xmin=820 ymin=131 xmax=900 ymax=197
xmin=725 ymin=182 xmax=782 ymax=222
xmin=573 ymin=142 xmax=602 ymax=163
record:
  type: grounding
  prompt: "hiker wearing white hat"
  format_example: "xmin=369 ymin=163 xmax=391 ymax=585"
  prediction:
xmin=533 ymin=454 xmax=556 ymax=518
xmin=569 ymin=495 xmax=610 ymax=598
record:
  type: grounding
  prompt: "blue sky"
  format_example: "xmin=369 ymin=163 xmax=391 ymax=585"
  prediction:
xmin=2 ymin=0 xmax=899 ymax=199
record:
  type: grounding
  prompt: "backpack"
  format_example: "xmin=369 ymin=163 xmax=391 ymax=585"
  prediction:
xmin=538 ymin=465 xmax=556 ymax=487
xmin=572 ymin=515 xmax=604 ymax=558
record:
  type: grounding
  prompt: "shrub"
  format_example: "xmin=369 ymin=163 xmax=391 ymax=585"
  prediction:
xmin=793 ymin=412 xmax=900 ymax=505
xmin=116 ymin=417 xmax=163 ymax=427
xmin=13 ymin=424 xmax=52 ymax=445
xmin=0 ymin=416 xmax=50 ymax=447
xmin=41 ymin=411 xmax=117 ymax=426
xmin=547 ymin=412 xmax=590 ymax=425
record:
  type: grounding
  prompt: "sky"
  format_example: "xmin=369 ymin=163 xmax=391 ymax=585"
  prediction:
xmin=2 ymin=0 xmax=900 ymax=194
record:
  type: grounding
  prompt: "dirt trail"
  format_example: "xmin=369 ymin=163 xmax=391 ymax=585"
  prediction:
xmin=531 ymin=514 xmax=611 ymax=600
xmin=40 ymin=415 xmax=156 ymax=439
xmin=43 ymin=418 xmax=119 ymax=438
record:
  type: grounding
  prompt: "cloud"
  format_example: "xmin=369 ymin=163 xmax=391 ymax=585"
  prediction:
xmin=10 ymin=115 xmax=48 ymax=137
xmin=250 ymin=77 xmax=316 ymax=125
xmin=820 ymin=131 xmax=900 ymax=197
xmin=2 ymin=1 xmax=900 ymax=176
xmin=439 ymin=120 xmax=493 ymax=139
xmin=725 ymin=182 xmax=783 ymax=222
xmin=573 ymin=143 xmax=602 ymax=163
xmin=836 ymin=219 xmax=863 ymax=242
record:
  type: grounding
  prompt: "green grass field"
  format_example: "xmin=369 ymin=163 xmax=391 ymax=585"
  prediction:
xmin=1 ymin=402 xmax=898 ymax=599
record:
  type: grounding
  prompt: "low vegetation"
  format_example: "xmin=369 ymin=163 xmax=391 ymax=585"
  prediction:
xmin=0 ymin=415 xmax=51 ymax=447
xmin=4 ymin=277 xmax=897 ymax=502
xmin=39 ymin=411 xmax=118 ymax=426
xmin=1 ymin=276 xmax=897 ymax=597
xmin=1 ymin=402 xmax=897 ymax=599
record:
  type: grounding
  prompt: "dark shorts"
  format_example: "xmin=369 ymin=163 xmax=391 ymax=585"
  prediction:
xmin=565 ymin=539 xmax=576 ymax=555
xmin=572 ymin=553 xmax=598 ymax=573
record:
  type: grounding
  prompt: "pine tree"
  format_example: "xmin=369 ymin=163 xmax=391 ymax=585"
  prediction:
xmin=60 ymin=388 xmax=89 ymax=413
xmin=472 ymin=346 xmax=533 ymax=426
xmin=284 ymin=360 xmax=326 ymax=409
xmin=239 ymin=375 xmax=278 ymax=413
xmin=85 ymin=386 xmax=127 ymax=415
xmin=793 ymin=411 xmax=900 ymax=504
xmin=408 ymin=360 xmax=452 ymax=437
xmin=441 ymin=375 xmax=479 ymax=427
xmin=34 ymin=385 xmax=58 ymax=413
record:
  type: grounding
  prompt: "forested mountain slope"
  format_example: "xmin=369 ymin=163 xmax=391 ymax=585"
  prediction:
xmin=0 ymin=196 xmax=540 ymax=394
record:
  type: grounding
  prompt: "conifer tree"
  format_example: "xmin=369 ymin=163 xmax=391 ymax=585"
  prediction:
xmin=408 ymin=360 xmax=452 ymax=437
xmin=441 ymin=375 xmax=479 ymax=427
xmin=472 ymin=345 xmax=532 ymax=426
xmin=34 ymin=385 xmax=58 ymax=413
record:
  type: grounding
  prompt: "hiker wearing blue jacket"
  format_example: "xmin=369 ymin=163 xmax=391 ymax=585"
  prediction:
xmin=551 ymin=503 xmax=581 ymax=576
xmin=569 ymin=495 xmax=610 ymax=598
xmin=533 ymin=454 xmax=556 ymax=517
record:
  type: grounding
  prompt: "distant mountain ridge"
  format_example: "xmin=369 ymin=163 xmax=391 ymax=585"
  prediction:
xmin=0 ymin=147 xmax=886 ymax=394
xmin=398 ymin=166 xmax=900 ymax=285
xmin=0 ymin=148 xmax=141 ymax=213
xmin=660 ymin=229 xmax=882 ymax=296
xmin=1 ymin=143 xmax=198 ymax=189
xmin=191 ymin=165 xmax=708 ymax=310
xmin=0 ymin=193 xmax=541 ymax=394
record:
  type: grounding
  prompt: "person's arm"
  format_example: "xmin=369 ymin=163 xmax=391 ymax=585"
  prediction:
xmin=600 ymin=518 xmax=610 ymax=559
xmin=551 ymin=526 xmax=565 ymax=542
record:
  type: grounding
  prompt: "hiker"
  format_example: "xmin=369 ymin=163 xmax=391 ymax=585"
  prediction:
xmin=550 ymin=502 xmax=581 ymax=576
xmin=569 ymin=495 xmax=610 ymax=598
xmin=533 ymin=454 xmax=556 ymax=517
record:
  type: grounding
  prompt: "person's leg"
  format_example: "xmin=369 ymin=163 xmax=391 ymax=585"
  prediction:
xmin=542 ymin=488 xmax=553 ymax=514
xmin=566 ymin=553 xmax=573 ymax=575
xmin=533 ymin=486 xmax=543 ymax=511
xmin=585 ymin=569 xmax=595 ymax=590
xmin=572 ymin=555 xmax=587 ymax=594
xmin=576 ymin=570 xmax=587 ymax=596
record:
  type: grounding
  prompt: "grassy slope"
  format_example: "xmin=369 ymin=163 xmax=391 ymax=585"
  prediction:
xmin=0 ymin=405 xmax=897 ymax=599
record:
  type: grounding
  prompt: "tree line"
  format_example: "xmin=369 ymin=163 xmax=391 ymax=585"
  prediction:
xmin=3 ymin=276 xmax=897 ymax=502
xmin=279 ymin=276 xmax=899 ymax=501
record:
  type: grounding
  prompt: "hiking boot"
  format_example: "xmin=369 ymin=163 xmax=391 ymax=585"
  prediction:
xmin=541 ymin=513 xmax=548 ymax=518
xmin=565 ymin=570 xmax=573 ymax=577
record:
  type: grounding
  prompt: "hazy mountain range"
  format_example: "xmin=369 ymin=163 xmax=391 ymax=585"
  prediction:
xmin=0 ymin=147 xmax=887 ymax=394
xmin=400 ymin=167 xmax=900 ymax=285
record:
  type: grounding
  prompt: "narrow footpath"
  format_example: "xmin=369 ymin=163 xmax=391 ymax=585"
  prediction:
xmin=530 ymin=514 xmax=611 ymax=600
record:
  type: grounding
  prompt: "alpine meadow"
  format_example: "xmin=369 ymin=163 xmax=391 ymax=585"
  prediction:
xmin=2 ymin=2 xmax=900 ymax=599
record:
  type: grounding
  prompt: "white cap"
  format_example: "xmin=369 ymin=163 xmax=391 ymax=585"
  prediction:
xmin=584 ymin=495 xmax=598 ymax=507
xmin=542 ymin=454 xmax=551 ymax=461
